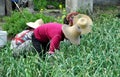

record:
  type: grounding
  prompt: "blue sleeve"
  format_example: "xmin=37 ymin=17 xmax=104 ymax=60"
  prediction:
xmin=11 ymin=0 xmax=19 ymax=2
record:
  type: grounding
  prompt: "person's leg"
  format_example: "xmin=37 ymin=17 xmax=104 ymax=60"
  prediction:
xmin=32 ymin=34 xmax=46 ymax=58
xmin=42 ymin=42 xmax=49 ymax=51
xmin=42 ymin=42 xmax=50 ymax=57
xmin=32 ymin=34 xmax=42 ymax=52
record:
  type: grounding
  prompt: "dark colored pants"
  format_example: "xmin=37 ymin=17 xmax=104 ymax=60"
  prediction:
xmin=32 ymin=34 xmax=49 ymax=57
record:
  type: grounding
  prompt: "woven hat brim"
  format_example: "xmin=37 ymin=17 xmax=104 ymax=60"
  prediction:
xmin=26 ymin=22 xmax=39 ymax=29
xmin=26 ymin=19 xmax=44 ymax=29
xmin=73 ymin=14 xmax=93 ymax=34
xmin=62 ymin=24 xmax=80 ymax=45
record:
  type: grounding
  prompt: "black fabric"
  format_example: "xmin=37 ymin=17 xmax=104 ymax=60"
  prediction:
xmin=11 ymin=2 xmax=16 ymax=10
xmin=80 ymin=35 xmax=82 ymax=38
xmin=32 ymin=34 xmax=49 ymax=57
xmin=32 ymin=34 xmax=42 ymax=53
xmin=63 ymin=17 xmax=69 ymax=25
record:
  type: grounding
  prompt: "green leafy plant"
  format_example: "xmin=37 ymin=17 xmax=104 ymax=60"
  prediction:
xmin=1 ymin=5 xmax=120 ymax=77
xmin=33 ymin=0 xmax=47 ymax=10
xmin=33 ymin=0 xmax=65 ymax=10
xmin=2 ymin=9 xmax=56 ymax=37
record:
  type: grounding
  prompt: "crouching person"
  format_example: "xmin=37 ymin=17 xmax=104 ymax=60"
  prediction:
xmin=31 ymin=14 xmax=93 ymax=58
xmin=10 ymin=19 xmax=44 ymax=58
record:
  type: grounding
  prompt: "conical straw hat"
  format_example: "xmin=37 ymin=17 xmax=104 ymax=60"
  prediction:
xmin=73 ymin=14 xmax=93 ymax=34
xmin=62 ymin=24 xmax=81 ymax=45
xmin=26 ymin=19 xmax=44 ymax=29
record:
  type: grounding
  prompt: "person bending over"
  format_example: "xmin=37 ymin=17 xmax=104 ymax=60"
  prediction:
xmin=31 ymin=14 xmax=93 ymax=58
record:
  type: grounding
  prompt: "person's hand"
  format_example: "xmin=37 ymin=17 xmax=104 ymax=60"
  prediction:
xmin=47 ymin=51 xmax=54 ymax=55
xmin=46 ymin=51 xmax=55 ymax=59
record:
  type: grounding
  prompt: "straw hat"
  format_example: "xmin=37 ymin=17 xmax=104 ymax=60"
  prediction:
xmin=62 ymin=24 xmax=81 ymax=45
xmin=62 ymin=14 xmax=93 ymax=45
xmin=73 ymin=14 xmax=93 ymax=34
xmin=26 ymin=19 xmax=44 ymax=29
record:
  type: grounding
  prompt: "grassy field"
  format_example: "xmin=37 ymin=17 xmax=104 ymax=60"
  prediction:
xmin=0 ymin=6 xmax=120 ymax=77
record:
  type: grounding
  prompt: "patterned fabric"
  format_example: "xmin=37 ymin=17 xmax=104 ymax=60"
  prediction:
xmin=11 ymin=30 xmax=34 ymax=57
xmin=10 ymin=30 xmax=33 ymax=49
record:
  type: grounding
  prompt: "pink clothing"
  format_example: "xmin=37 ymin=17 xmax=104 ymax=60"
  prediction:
xmin=34 ymin=23 xmax=65 ymax=52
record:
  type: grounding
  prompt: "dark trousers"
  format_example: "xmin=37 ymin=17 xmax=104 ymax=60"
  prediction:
xmin=32 ymin=34 xmax=49 ymax=57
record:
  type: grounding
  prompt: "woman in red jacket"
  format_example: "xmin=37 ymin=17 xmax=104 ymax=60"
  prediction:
xmin=31 ymin=14 xmax=93 ymax=57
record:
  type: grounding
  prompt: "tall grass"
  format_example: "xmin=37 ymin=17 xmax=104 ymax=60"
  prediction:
xmin=0 ymin=7 xmax=120 ymax=77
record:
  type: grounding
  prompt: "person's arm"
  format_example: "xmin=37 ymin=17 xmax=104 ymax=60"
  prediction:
xmin=48 ymin=35 xmax=62 ymax=54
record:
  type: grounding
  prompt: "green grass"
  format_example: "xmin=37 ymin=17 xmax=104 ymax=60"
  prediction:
xmin=0 ymin=6 xmax=120 ymax=77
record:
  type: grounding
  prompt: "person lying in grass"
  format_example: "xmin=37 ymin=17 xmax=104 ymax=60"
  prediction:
xmin=10 ymin=19 xmax=44 ymax=57
xmin=31 ymin=14 xmax=93 ymax=58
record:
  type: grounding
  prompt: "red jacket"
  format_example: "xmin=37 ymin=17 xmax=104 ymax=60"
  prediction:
xmin=34 ymin=23 xmax=65 ymax=52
